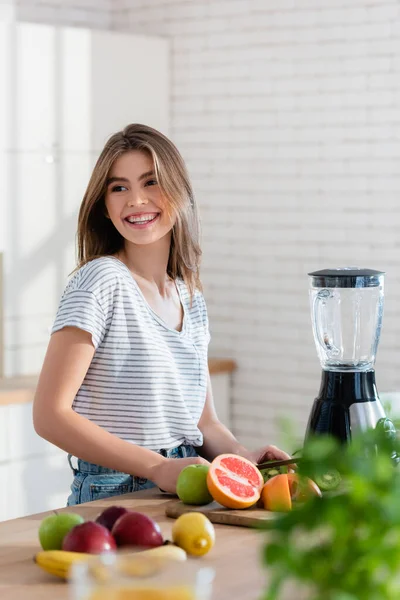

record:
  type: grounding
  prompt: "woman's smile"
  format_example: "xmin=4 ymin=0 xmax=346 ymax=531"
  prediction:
xmin=124 ymin=211 xmax=161 ymax=229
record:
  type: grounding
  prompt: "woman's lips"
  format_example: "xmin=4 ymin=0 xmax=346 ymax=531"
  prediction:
xmin=124 ymin=213 xmax=160 ymax=229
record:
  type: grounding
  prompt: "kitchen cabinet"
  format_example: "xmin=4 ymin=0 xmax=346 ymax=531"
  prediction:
xmin=14 ymin=24 xmax=58 ymax=152
xmin=0 ymin=20 xmax=170 ymax=377
xmin=0 ymin=22 xmax=170 ymax=153
xmin=0 ymin=401 xmax=71 ymax=520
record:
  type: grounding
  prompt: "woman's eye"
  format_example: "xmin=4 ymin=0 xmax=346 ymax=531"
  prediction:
xmin=111 ymin=185 xmax=128 ymax=192
xmin=145 ymin=179 xmax=158 ymax=187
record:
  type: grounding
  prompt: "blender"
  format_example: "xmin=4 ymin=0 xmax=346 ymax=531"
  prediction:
xmin=305 ymin=267 xmax=397 ymax=444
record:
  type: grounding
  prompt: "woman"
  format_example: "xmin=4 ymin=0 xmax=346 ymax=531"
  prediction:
xmin=33 ymin=124 xmax=289 ymax=505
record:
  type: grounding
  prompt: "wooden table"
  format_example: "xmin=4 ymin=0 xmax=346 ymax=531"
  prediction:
xmin=0 ymin=489 xmax=268 ymax=600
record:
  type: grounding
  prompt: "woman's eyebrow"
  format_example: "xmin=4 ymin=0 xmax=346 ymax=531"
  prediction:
xmin=138 ymin=170 xmax=155 ymax=182
xmin=106 ymin=176 xmax=130 ymax=186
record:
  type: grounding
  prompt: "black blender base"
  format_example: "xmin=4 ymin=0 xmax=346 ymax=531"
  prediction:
xmin=306 ymin=398 xmax=351 ymax=442
xmin=305 ymin=370 xmax=380 ymax=443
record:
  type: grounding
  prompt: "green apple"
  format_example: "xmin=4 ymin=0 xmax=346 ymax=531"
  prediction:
xmin=39 ymin=512 xmax=85 ymax=550
xmin=176 ymin=464 xmax=213 ymax=505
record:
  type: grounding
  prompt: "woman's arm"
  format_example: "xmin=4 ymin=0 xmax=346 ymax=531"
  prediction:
xmin=33 ymin=327 xmax=206 ymax=492
xmin=197 ymin=372 xmax=290 ymax=463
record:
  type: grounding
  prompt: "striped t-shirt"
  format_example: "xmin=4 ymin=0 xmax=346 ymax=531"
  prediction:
xmin=51 ymin=257 xmax=210 ymax=450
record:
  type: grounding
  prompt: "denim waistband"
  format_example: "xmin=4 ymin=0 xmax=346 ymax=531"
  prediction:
xmin=68 ymin=444 xmax=198 ymax=475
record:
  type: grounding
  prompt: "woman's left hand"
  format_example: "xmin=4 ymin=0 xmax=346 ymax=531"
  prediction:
xmin=247 ymin=444 xmax=291 ymax=465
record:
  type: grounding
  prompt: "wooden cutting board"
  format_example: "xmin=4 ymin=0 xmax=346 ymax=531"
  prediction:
xmin=165 ymin=499 xmax=277 ymax=528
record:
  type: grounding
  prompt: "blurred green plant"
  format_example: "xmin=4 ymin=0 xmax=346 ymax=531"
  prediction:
xmin=262 ymin=427 xmax=400 ymax=600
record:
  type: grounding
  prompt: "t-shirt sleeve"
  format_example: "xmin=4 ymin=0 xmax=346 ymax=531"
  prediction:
xmin=51 ymin=289 xmax=107 ymax=350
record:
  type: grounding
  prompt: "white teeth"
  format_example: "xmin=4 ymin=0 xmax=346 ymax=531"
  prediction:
xmin=127 ymin=214 xmax=157 ymax=224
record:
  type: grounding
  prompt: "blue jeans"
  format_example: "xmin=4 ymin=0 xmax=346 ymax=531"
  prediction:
xmin=66 ymin=445 xmax=199 ymax=505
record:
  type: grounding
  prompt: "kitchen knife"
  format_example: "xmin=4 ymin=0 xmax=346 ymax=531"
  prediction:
xmin=256 ymin=457 xmax=301 ymax=470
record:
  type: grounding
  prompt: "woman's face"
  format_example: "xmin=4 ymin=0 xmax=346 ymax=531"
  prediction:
xmin=104 ymin=150 xmax=175 ymax=247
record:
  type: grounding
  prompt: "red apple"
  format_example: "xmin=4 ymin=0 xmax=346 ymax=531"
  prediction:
xmin=111 ymin=512 xmax=163 ymax=548
xmin=95 ymin=506 xmax=128 ymax=531
xmin=62 ymin=521 xmax=116 ymax=553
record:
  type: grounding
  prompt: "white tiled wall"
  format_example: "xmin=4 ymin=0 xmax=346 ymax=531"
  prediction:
xmin=13 ymin=0 xmax=400 ymax=450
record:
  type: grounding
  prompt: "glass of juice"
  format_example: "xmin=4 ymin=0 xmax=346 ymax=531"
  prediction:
xmin=69 ymin=552 xmax=215 ymax=600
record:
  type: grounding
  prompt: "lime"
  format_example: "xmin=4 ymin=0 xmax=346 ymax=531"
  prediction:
xmin=172 ymin=513 xmax=215 ymax=556
xmin=39 ymin=512 xmax=84 ymax=550
xmin=176 ymin=465 xmax=213 ymax=505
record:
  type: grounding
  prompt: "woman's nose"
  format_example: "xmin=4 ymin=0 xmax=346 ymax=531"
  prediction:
xmin=127 ymin=191 xmax=148 ymax=207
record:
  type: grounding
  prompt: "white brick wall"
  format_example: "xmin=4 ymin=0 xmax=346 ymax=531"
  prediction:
xmin=109 ymin=0 xmax=400 ymax=450
xmin=16 ymin=0 xmax=400 ymax=450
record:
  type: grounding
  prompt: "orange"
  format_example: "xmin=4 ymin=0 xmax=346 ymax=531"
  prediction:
xmin=207 ymin=454 xmax=264 ymax=509
xmin=261 ymin=473 xmax=322 ymax=512
xmin=261 ymin=474 xmax=292 ymax=512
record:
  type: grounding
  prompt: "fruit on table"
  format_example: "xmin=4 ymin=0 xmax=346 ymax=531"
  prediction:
xmin=207 ymin=453 xmax=264 ymax=509
xmin=62 ymin=521 xmax=116 ymax=553
xmin=38 ymin=512 xmax=84 ymax=550
xmin=35 ymin=549 xmax=89 ymax=579
xmin=261 ymin=474 xmax=291 ymax=512
xmin=111 ymin=512 xmax=163 ymax=548
xmin=314 ymin=469 xmax=341 ymax=491
xmin=176 ymin=464 xmax=213 ymax=505
xmin=261 ymin=473 xmax=322 ymax=512
xmin=135 ymin=543 xmax=186 ymax=562
xmin=34 ymin=544 xmax=187 ymax=580
xmin=172 ymin=512 xmax=215 ymax=556
xmin=95 ymin=505 xmax=128 ymax=531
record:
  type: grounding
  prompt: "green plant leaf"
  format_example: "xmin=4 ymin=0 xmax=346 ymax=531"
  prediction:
xmin=262 ymin=426 xmax=400 ymax=599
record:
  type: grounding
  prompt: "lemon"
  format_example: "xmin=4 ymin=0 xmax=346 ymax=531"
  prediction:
xmin=171 ymin=513 xmax=215 ymax=557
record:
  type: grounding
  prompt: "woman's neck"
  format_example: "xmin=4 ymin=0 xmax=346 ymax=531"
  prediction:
xmin=117 ymin=233 xmax=172 ymax=292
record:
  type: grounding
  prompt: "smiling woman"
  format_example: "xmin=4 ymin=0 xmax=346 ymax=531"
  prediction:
xmin=105 ymin=151 xmax=174 ymax=248
xmin=32 ymin=123 xmax=290 ymax=507
xmin=76 ymin=124 xmax=202 ymax=299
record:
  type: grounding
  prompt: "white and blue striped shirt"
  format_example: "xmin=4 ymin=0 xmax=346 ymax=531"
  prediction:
xmin=52 ymin=257 xmax=210 ymax=450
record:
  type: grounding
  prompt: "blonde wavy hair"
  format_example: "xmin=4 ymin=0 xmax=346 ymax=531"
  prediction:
xmin=77 ymin=124 xmax=202 ymax=297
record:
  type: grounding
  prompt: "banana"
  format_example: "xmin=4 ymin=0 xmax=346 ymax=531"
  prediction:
xmin=34 ymin=544 xmax=187 ymax=580
xmin=139 ymin=544 xmax=187 ymax=562
xmin=34 ymin=550 xmax=89 ymax=580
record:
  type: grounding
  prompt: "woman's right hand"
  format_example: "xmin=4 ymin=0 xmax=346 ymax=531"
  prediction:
xmin=149 ymin=456 xmax=210 ymax=494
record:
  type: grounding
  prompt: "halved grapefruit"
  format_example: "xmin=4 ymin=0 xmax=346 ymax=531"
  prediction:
xmin=207 ymin=454 xmax=264 ymax=509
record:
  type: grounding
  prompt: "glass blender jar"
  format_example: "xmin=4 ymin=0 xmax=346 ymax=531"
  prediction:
xmin=305 ymin=268 xmax=396 ymax=443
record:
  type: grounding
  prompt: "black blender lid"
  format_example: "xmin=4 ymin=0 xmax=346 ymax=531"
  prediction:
xmin=309 ymin=267 xmax=385 ymax=288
